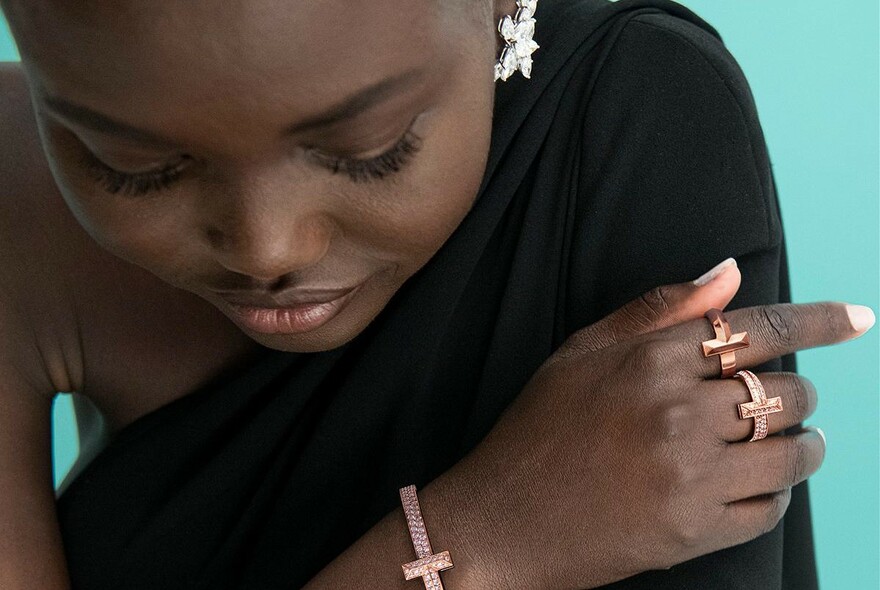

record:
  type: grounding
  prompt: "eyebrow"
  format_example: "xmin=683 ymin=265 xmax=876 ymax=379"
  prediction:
xmin=286 ymin=67 xmax=425 ymax=134
xmin=40 ymin=66 xmax=426 ymax=148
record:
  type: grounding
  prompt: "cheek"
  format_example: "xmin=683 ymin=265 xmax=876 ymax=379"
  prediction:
xmin=348 ymin=76 xmax=494 ymax=270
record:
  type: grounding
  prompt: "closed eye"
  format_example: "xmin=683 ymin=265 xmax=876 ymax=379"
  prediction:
xmin=80 ymin=151 xmax=192 ymax=197
xmin=81 ymin=119 xmax=423 ymax=197
xmin=307 ymin=119 xmax=423 ymax=183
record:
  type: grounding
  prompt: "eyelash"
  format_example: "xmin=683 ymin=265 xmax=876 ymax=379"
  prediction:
xmin=81 ymin=152 xmax=188 ymax=197
xmin=310 ymin=127 xmax=423 ymax=184
xmin=81 ymin=124 xmax=424 ymax=197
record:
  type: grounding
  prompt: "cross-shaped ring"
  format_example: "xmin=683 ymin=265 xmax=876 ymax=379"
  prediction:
xmin=701 ymin=308 xmax=750 ymax=378
xmin=733 ymin=369 xmax=784 ymax=442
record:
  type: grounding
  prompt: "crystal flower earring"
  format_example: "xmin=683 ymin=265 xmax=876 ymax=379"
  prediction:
xmin=494 ymin=0 xmax=540 ymax=82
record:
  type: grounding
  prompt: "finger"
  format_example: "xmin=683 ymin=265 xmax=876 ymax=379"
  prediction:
xmin=698 ymin=372 xmax=818 ymax=443
xmin=565 ymin=259 xmax=740 ymax=354
xmin=718 ymin=487 xmax=792 ymax=547
xmin=714 ymin=428 xmax=826 ymax=504
xmin=655 ymin=301 xmax=874 ymax=379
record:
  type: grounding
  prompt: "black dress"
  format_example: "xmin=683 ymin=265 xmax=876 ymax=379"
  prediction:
xmin=55 ymin=1 xmax=818 ymax=588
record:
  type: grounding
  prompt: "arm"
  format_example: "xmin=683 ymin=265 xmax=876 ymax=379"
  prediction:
xmin=300 ymin=452 xmax=507 ymax=589
xmin=0 ymin=215 xmax=75 ymax=590
xmin=0 ymin=370 xmax=71 ymax=589
xmin=564 ymin=12 xmax=812 ymax=588
xmin=0 ymin=261 xmax=78 ymax=589
xmin=0 ymin=61 xmax=80 ymax=590
xmin=309 ymin=12 xmax=798 ymax=589
xmin=567 ymin=11 xmax=786 ymax=331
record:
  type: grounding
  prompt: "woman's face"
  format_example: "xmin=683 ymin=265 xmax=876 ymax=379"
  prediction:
xmin=4 ymin=0 xmax=506 ymax=352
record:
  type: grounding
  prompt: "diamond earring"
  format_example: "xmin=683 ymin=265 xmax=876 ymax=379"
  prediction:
xmin=494 ymin=0 xmax=540 ymax=82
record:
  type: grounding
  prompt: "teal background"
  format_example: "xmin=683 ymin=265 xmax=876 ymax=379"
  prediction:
xmin=1 ymin=2 xmax=878 ymax=588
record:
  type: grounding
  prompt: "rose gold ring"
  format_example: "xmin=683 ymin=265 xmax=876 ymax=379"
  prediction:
xmin=399 ymin=484 xmax=454 ymax=589
xmin=701 ymin=308 xmax=750 ymax=378
xmin=733 ymin=369 xmax=783 ymax=442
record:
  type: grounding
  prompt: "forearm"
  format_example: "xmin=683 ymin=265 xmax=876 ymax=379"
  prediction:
xmin=301 ymin=429 xmax=638 ymax=590
xmin=301 ymin=457 xmax=507 ymax=589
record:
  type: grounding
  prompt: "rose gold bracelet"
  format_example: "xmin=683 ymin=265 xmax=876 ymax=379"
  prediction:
xmin=399 ymin=484 xmax=454 ymax=589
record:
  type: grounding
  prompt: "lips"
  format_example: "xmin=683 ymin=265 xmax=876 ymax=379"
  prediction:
xmin=219 ymin=283 xmax=363 ymax=335
xmin=219 ymin=287 xmax=358 ymax=309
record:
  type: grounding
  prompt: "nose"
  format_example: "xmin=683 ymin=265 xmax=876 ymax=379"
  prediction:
xmin=201 ymin=184 xmax=333 ymax=282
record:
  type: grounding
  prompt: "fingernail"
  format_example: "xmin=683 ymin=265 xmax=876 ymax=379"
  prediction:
xmin=806 ymin=426 xmax=826 ymax=446
xmin=845 ymin=304 xmax=876 ymax=333
xmin=693 ymin=257 xmax=737 ymax=286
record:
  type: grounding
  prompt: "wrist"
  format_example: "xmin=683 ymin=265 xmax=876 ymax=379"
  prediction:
xmin=415 ymin=454 xmax=534 ymax=589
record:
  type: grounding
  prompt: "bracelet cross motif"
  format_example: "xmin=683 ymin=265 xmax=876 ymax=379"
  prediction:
xmin=399 ymin=484 xmax=454 ymax=590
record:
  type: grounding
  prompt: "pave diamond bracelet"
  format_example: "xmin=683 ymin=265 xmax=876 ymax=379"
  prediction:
xmin=399 ymin=484 xmax=455 ymax=589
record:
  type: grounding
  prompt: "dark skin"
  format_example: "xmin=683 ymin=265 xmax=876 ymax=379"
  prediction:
xmin=7 ymin=0 xmax=512 ymax=354
xmin=0 ymin=1 xmax=872 ymax=588
xmin=0 ymin=0 xmax=513 ymax=431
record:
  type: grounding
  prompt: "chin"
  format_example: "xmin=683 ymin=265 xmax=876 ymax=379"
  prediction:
xmin=241 ymin=324 xmax=363 ymax=353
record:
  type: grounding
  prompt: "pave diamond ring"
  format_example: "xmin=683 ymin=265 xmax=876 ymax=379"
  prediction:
xmin=734 ymin=369 xmax=784 ymax=442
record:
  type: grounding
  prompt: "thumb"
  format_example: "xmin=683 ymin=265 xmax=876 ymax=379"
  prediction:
xmin=566 ymin=257 xmax=741 ymax=354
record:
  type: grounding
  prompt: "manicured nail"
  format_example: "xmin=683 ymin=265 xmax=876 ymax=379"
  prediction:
xmin=693 ymin=257 xmax=737 ymax=286
xmin=806 ymin=426 xmax=826 ymax=446
xmin=845 ymin=304 xmax=876 ymax=333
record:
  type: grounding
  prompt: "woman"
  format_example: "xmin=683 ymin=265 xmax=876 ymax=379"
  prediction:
xmin=0 ymin=0 xmax=873 ymax=588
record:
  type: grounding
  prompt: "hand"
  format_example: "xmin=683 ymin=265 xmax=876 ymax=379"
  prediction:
xmin=459 ymin=259 xmax=873 ymax=589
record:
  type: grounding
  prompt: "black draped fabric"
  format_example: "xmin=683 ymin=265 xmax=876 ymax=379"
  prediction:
xmin=55 ymin=1 xmax=818 ymax=588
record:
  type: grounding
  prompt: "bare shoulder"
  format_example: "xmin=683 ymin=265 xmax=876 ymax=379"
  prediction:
xmin=0 ymin=61 xmax=82 ymax=396
xmin=0 ymin=62 xmax=261 ymax=435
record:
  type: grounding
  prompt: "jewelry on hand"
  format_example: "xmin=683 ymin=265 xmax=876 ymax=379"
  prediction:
xmin=733 ymin=369 xmax=784 ymax=442
xmin=701 ymin=307 xmax=750 ymax=377
xmin=399 ymin=484 xmax=454 ymax=589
